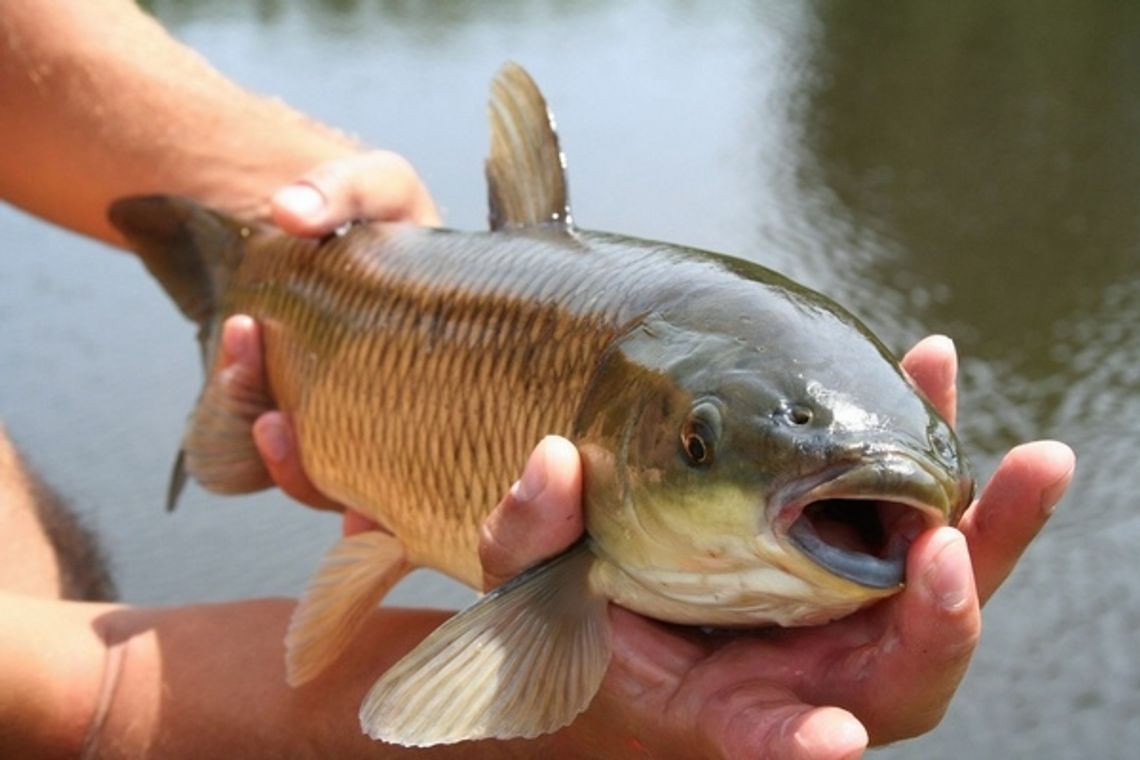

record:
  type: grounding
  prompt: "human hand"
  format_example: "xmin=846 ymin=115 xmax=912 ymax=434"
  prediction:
xmin=270 ymin=150 xmax=440 ymax=234
xmin=478 ymin=336 xmax=1075 ymax=759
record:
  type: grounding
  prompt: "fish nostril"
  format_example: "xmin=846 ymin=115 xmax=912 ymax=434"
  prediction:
xmin=776 ymin=402 xmax=814 ymax=427
xmin=789 ymin=404 xmax=813 ymax=425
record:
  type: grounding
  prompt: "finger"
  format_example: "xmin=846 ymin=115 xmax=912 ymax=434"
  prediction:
xmin=767 ymin=706 xmax=867 ymax=760
xmin=216 ymin=316 xmax=276 ymax=446
xmin=222 ymin=316 xmax=344 ymax=512
xmin=799 ymin=528 xmax=977 ymax=745
xmin=342 ymin=510 xmax=382 ymax=537
xmin=958 ymin=440 xmax=1075 ymax=604
xmin=700 ymin=685 xmax=867 ymax=760
xmin=884 ymin=527 xmax=979 ymax=738
xmin=900 ymin=335 xmax=957 ymax=425
xmin=219 ymin=315 xmax=263 ymax=374
xmin=252 ymin=412 xmax=343 ymax=512
xmin=479 ymin=436 xmax=584 ymax=590
xmin=271 ymin=151 xmax=441 ymax=235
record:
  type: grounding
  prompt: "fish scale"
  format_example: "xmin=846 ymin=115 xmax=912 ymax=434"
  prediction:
xmin=224 ymin=227 xmax=630 ymax=584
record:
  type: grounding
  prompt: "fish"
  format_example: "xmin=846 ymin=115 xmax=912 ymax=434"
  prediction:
xmin=108 ymin=63 xmax=974 ymax=747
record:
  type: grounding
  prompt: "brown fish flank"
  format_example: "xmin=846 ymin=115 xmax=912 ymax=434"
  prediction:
xmin=235 ymin=227 xmax=630 ymax=582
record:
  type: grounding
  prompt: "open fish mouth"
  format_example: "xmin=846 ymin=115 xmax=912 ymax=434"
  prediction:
xmin=788 ymin=498 xmax=927 ymax=588
xmin=776 ymin=457 xmax=955 ymax=589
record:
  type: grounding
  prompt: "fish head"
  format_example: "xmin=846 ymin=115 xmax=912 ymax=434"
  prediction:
xmin=575 ymin=287 xmax=974 ymax=627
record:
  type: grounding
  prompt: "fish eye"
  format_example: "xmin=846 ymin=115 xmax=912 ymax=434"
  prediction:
xmin=681 ymin=401 xmax=721 ymax=467
xmin=682 ymin=431 xmax=709 ymax=465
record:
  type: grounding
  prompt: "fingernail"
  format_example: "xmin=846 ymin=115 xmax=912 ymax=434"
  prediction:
xmin=274 ymin=184 xmax=326 ymax=221
xmin=1041 ymin=445 xmax=1076 ymax=516
xmin=939 ymin=336 xmax=957 ymax=387
xmin=256 ymin=416 xmax=288 ymax=464
xmin=923 ymin=530 xmax=970 ymax=612
xmin=1041 ymin=478 xmax=1066 ymax=516
xmin=513 ymin=444 xmax=548 ymax=502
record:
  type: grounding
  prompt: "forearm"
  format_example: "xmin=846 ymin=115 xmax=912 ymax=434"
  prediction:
xmin=0 ymin=0 xmax=358 ymax=245
xmin=93 ymin=600 xmax=459 ymax=758
xmin=0 ymin=593 xmax=592 ymax=758
xmin=0 ymin=430 xmax=66 ymax=598
xmin=0 ymin=593 xmax=114 ymax=759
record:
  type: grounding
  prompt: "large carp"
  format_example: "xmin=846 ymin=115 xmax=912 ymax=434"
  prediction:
xmin=109 ymin=63 xmax=974 ymax=747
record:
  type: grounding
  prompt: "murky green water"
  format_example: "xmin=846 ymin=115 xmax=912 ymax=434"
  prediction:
xmin=2 ymin=2 xmax=1136 ymax=756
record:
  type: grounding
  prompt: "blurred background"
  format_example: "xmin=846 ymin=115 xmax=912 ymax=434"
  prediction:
xmin=1 ymin=1 xmax=1137 ymax=756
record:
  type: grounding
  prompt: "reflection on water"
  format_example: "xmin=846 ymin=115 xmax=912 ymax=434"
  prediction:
xmin=800 ymin=0 xmax=1140 ymax=527
xmin=782 ymin=6 xmax=1140 ymax=755
xmin=1 ymin=1 xmax=1136 ymax=757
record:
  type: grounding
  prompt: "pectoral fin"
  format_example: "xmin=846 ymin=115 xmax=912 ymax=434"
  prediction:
xmin=359 ymin=541 xmax=609 ymax=747
xmin=286 ymin=531 xmax=411 ymax=686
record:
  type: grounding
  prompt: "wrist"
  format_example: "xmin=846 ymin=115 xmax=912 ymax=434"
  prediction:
xmin=0 ymin=594 xmax=116 ymax=759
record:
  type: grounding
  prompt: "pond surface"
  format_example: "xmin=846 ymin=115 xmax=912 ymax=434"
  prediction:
xmin=1 ymin=2 xmax=1137 ymax=757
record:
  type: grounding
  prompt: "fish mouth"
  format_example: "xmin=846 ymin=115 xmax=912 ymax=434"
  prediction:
xmin=774 ymin=457 xmax=957 ymax=589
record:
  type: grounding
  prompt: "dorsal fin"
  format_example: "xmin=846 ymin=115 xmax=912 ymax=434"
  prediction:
xmin=485 ymin=62 xmax=574 ymax=231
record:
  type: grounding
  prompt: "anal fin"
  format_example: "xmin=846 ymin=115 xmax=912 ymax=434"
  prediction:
xmin=360 ymin=541 xmax=609 ymax=746
xmin=287 ymin=531 xmax=411 ymax=686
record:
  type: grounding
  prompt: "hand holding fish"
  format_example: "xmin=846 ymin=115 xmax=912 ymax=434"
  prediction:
xmin=219 ymin=320 xmax=1073 ymax=758
xmin=154 ymin=66 xmax=1074 ymax=756
xmin=270 ymin=151 xmax=441 ymax=235
xmin=475 ymin=337 xmax=1074 ymax=758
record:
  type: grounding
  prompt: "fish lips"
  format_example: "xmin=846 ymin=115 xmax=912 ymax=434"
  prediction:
xmin=772 ymin=456 xmax=964 ymax=589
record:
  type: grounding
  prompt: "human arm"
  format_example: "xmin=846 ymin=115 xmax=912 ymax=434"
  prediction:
xmin=1 ymin=0 xmax=438 ymax=513
xmin=0 ymin=592 xmax=528 ymax=759
xmin=0 ymin=0 xmax=437 ymax=245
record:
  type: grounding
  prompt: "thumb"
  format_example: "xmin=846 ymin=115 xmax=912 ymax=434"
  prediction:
xmin=702 ymin=686 xmax=867 ymax=760
xmin=271 ymin=150 xmax=440 ymax=236
xmin=479 ymin=436 xmax=584 ymax=590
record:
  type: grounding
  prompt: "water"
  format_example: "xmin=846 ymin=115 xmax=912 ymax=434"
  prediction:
xmin=1 ymin=1 xmax=1136 ymax=756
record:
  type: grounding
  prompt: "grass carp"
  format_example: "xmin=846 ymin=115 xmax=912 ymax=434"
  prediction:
xmin=109 ymin=63 xmax=974 ymax=747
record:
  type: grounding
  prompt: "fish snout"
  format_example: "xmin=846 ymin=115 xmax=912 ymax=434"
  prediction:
xmin=773 ymin=453 xmax=966 ymax=589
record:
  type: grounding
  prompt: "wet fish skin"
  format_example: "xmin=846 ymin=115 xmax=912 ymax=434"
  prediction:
xmin=109 ymin=62 xmax=973 ymax=747
xmin=225 ymin=223 xmax=639 ymax=585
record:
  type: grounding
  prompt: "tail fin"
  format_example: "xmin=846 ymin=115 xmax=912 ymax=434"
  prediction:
xmin=109 ymin=196 xmax=272 ymax=509
xmin=108 ymin=195 xmax=247 ymax=364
